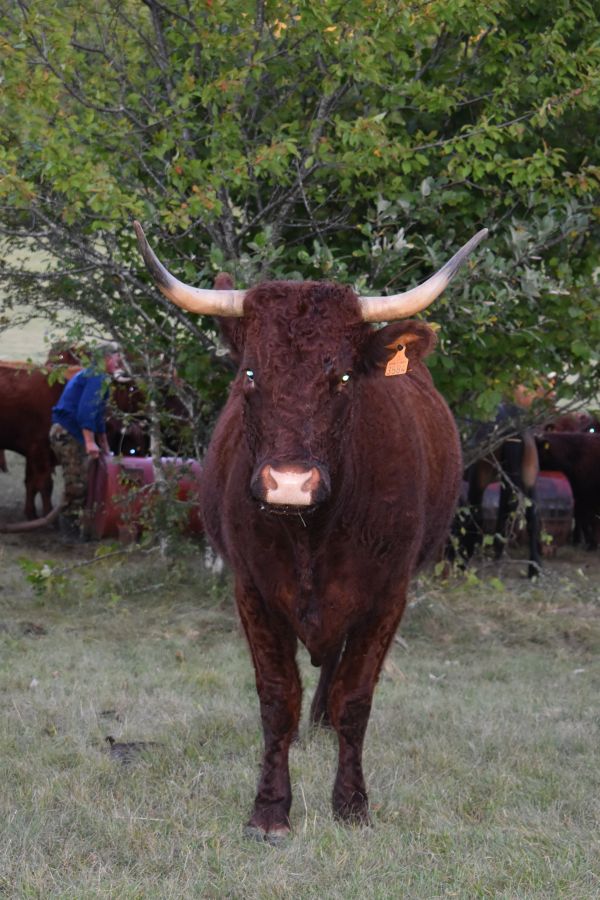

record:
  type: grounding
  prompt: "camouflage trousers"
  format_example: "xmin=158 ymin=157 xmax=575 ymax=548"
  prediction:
xmin=49 ymin=423 xmax=90 ymax=524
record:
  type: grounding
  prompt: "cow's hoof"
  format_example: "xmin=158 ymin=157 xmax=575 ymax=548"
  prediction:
xmin=334 ymin=809 xmax=372 ymax=827
xmin=244 ymin=824 xmax=290 ymax=846
xmin=332 ymin=792 xmax=371 ymax=826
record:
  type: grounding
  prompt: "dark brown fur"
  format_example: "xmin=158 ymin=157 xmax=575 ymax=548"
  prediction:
xmin=544 ymin=411 xmax=599 ymax=434
xmin=536 ymin=432 xmax=600 ymax=550
xmin=201 ymin=279 xmax=461 ymax=834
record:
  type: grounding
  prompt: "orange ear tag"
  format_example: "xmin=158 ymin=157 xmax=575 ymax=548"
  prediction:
xmin=385 ymin=344 xmax=409 ymax=377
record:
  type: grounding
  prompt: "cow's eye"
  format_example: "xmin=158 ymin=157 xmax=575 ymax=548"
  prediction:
xmin=245 ymin=369 xmax=255 ymax=383
xmin=340 ymin=373 xmax=351 ymax=385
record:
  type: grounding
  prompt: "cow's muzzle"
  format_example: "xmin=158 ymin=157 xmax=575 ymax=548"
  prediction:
xmin=251 ymin=461 xmax=330 ymax=510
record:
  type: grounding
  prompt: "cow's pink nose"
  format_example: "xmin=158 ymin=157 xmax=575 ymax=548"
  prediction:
xmin=251 ymin=462 xmax=331 ymax=508
xmin=263 ymin=465 xmax=321 ymax=506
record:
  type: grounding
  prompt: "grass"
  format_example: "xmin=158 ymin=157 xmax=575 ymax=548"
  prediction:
xmin=1 ymin=532 xmax=599 ymax=898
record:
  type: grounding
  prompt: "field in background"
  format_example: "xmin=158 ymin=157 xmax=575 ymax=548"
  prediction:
xmin=0 ymin=308 xmax=58 ymax=362
xmin=1 ymin=248 xmax=56 ymax=361
xmin=0 ymin=248 xmax=102 ymax=361
xmin=1 ymin=454 xmax=599 ymax=898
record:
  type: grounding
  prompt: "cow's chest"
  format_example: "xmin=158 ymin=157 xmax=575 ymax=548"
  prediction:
xmin=239 ymin=520 xmax=412 ymax=661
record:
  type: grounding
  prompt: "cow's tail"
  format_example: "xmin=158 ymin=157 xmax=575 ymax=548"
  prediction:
xmin=0 ymin=502 xmax=65 ymax=533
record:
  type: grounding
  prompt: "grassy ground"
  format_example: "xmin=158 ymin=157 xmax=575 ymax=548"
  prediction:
xmin=1 ymin=456 xmax=600 ymax=898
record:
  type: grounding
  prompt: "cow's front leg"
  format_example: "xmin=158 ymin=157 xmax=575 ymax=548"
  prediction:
xmin=236 ymin=581 xmax=301 ymax=841
xmin=328 ymin=602 xmax=406 ymax=824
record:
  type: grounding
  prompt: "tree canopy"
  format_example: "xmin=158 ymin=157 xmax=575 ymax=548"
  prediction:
xmin=1 ymin=0 xmax=599 ymax=449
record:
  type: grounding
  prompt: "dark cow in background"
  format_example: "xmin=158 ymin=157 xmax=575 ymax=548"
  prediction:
xmin=105 ymin=381 xmax=151 ymax=458
xmin=452 ymin=401 xmax=541 ymax=578
xmin=538 ymin=408 xmax=598 ymax=547
xmin=135 ymin=220 xmax=486 ymax=838
xmin=105 ymin=371 xmax=191 ymax=459
xmin=536 ymin=432 xmax=600 ymax=550
xmin=451 ymin=402 xmax=599 ymax=569
xmin=544 ymin=410 xmax=599 ymax=434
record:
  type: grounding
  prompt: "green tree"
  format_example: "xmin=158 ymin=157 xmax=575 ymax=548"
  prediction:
xmin=1 ymin=0 xmax=599 ymax=450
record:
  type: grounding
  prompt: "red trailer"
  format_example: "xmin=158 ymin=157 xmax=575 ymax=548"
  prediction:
xmin=85 ymin=455 xmax=203 ymax=541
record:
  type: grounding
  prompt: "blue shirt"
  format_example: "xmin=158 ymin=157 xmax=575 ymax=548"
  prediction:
xmin=51 ymin=368 xmax=109 ymax=443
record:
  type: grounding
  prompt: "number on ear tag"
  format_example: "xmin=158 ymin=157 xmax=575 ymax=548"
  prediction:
xmin=385 ymin=344 xmax=409 ymax=377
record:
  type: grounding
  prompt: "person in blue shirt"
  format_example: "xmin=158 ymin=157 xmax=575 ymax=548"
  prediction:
xmin=49 ymin=345 xmax=127 ymax=539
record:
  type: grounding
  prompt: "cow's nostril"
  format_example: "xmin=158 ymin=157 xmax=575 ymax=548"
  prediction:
xmin=262 ymin=465 xmax=278 ymax=492
xmin=301 ymin=468 xmax=320 ymax=494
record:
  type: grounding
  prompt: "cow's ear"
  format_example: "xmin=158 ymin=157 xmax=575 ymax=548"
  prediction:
xmin=362 ymin=320 xmax=437 ymax=375
xmin=218 ymin=318 xmax=246 ymax=362
xmin=213 ymin=273 xmax=246 ymax=362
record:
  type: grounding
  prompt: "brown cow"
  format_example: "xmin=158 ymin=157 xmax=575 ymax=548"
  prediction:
xmin=0 ymin=348 xmax=82 ymax=522
xmin=135 ymin=221 xmax=486 ymax=839
xmin=0 ymin=362 xmax=79 ymax=519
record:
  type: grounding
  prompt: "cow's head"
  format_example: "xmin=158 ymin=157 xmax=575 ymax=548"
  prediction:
xmin=134 ymin=222 xmax=486 ymax=513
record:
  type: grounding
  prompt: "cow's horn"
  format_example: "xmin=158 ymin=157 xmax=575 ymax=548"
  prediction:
xmin=133 ymin=221 xmax=246 ymax=317
xmin=358 ymin=228 xmax=488 ymax=322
